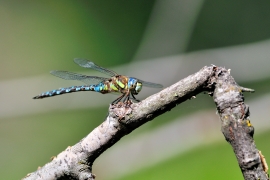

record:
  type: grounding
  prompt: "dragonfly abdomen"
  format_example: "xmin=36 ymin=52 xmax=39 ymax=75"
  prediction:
xmin=33 ymin=84 xmax=108 ymax=99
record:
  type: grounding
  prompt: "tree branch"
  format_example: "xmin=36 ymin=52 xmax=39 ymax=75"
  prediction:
xmin=23 ymin=66 xmax=269 ymax=180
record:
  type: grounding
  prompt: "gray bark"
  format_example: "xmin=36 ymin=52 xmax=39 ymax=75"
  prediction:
xmin=23 ymin=66 xmax=269 ymax=180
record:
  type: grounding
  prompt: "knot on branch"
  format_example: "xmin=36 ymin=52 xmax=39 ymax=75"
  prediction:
xmin=110 ymin=101 xmax=133 ymax=122
xmin=211 ymin=67 xmax=252 ymax=113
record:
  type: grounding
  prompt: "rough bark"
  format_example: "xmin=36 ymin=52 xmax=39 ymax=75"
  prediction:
xmin=23 ymin=66 xmax=269 ymax=180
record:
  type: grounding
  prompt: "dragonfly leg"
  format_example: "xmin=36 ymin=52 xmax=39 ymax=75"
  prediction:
xmin=112 ymin=90 xmax=137 ymax=105
xmin=111 ymin=94 xmax=125 ymax=104
xmin=122 ymin=92 xmax=130 ymax=103
xmin=131 ymin=93 xmax=140 ymax=102
xmin=122 ymin=92 xmax=134 ymax=108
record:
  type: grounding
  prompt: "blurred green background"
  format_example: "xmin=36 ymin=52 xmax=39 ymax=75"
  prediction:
xmin=1 ymin=1 xmax=270 ymax=179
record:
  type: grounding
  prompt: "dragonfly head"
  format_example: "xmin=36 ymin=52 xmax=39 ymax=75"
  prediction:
xmin=128 ymin=78 xmax=142 ymax=95
xmin=135 ymin=82 xmax=142 ymax=94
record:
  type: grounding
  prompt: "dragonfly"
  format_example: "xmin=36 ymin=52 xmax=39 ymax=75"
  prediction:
xmin=33 ymin=58 xmax=163 ymax=104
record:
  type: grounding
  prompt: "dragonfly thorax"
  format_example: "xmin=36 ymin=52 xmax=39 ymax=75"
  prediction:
xmin=128 ymin=78 xmax=142 ymax=95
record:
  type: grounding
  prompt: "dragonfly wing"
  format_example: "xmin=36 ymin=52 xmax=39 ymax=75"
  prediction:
xmin=74 ymin=58 xmax=118 ymax=77
xmin=50 ymin=70 xmax=107 ymax=85
xmin=137 ymin=78 xmax=163 ymax=88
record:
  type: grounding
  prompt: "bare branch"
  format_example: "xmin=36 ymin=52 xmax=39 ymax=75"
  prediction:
xmin=211 ymin=67 xmax=268 ymax=179
xmin=23 ymin=66 xmax=269 ymax=180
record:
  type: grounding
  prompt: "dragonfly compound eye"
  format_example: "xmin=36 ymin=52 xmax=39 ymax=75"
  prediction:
xmin=135 ymin=82 xmax=142 ymax=94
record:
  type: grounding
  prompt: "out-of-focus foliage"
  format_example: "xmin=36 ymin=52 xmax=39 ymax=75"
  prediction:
xmin=116 ymin=130 xmax=270 ymax=180
xmin=187 ymin=0 xmax=270 ymax=51
xmin=0 ymin=0 xmax=155 ymax=79
xmin=1 ymin=0 xmax=270 ymax=180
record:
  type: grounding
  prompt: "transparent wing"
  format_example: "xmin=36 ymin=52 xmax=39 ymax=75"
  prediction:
xmin=74 ymin=58 xmax=118 ymax=77
xmin=137 ymin=78 xmax=163 ymax=88
xmin=50 ymin=70 xmax=108 ymax=85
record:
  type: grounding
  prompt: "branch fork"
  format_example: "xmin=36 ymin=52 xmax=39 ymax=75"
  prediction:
xmin=23 ymin=65 xmax=268 ymax=180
